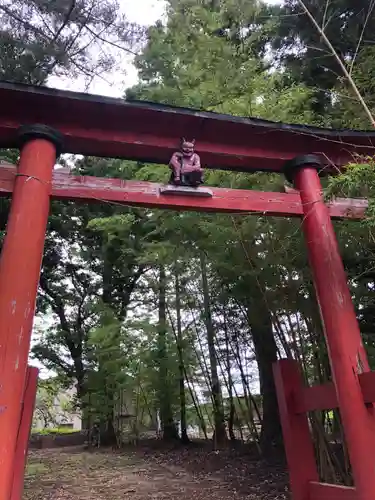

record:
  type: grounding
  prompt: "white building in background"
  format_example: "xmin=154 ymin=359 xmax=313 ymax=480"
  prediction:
xmin=33 ymin=385 xmax=82 ymax=431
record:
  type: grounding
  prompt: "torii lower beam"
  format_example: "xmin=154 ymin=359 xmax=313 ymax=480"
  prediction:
xmin=0 ymin=167 xmax=368 ymax=219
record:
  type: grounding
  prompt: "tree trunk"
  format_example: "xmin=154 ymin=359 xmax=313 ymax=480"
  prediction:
xmin=223 ymin=311 xmax=236 ymax=441
xmin=158 ymin=267 xmax=179 ymax=441
xmin=200 ymin=252 xmax=227 ymax=447
xmin=185 ymin=375 xmax=208 ymax=439
xmin=175 ymin=268 xmax=190 ymax=444
xmin=246 ymin=300 xmax=282 ymax=455
xmin=101 ymin=387 xmax=117 ymax=446
xmin=100 ymin=253 xmax=117 ymax=445
xmin=232 ymin=338 xmax=260 ymax=445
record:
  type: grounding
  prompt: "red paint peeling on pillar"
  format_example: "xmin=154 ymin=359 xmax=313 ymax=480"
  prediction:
xmin=294 ymin=165 xmax=375 ymax=500
xmin=0 ymin=133 xmax=59 ymax=499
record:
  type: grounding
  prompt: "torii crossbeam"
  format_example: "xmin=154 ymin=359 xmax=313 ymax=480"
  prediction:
xmin=0 ymin=166 xmax=368 ymax=218
xmin=0 ymin=82 xmax=374 ymax=500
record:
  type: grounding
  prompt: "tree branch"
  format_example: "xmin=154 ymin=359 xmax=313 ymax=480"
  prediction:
xmin=83 ymin=24 xmax=139 ymax=57
xmin=51 ymin=0 xmax=77 ymax=43
xmin=349 ymin=0 xmax=375 ymax=76
xmin=297 ymin=0 xmax=375 ymax=127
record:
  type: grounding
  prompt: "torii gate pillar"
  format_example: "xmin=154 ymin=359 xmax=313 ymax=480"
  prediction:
xmin=0 ymin=125 xmax=62 ymax=499
xmin=274 ymin=155 xmax=375 ymax=500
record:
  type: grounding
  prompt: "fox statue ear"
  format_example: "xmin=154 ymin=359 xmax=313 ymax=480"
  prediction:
xmin=181 ymin=137 xmax=186 ymax=144
xmin=191 ymin=139 xmax=196 ymax=145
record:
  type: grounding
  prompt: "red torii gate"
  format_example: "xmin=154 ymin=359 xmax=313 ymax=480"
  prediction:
xmin=0 ymin=82 xmax=375 ymax=500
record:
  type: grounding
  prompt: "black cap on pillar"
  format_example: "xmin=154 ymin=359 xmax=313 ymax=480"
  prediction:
xmin=17 ymin=124 xmax=64 ymax=157
xmin=283 ymin=154 xmax=322 ymax=185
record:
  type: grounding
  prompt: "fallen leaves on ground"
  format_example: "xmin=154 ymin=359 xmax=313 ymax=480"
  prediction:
xmin=24 ymin=442 xmax=290 ymax=500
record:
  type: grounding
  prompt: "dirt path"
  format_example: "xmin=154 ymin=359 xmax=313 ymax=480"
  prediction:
xmin=24 ymin=445 xmax=289 ymax=499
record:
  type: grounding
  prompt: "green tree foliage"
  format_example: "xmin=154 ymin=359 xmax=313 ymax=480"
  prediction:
xmin=32 ymin=160 xmax=155 ymax=439
xmin=328 ymin=46 xmax=375 ymax=129
xmin=272 ymin=0 xmax=375 ymax=115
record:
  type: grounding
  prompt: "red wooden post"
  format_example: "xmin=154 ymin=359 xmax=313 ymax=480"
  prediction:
xmin=285 ymin=155 xmax=375 ymax=500
xmin=0 ymin=125 xmax=62 ymax=500
xmin=11 ymin=366 xmax=39 ymax=500
xmin=309 ymin=482 xmax=356 ymax=500
xmin=273 ymin=359 xmax=318 ymax=500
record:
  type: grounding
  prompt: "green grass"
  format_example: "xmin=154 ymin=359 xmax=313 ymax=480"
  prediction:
xmin=31 ymin=427 xmax=79 ymax=435
xmin=25 ymin=461 xmax=49 ymax=477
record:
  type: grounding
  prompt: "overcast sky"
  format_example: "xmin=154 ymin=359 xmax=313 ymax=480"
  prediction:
xmin=48 ymin=0 xmax=166 ymax=97
xmin=48 ymin=0 xmax=282 ymax=98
